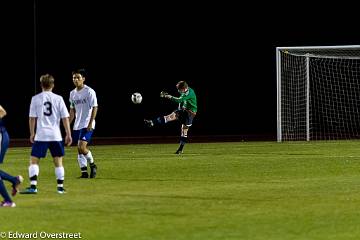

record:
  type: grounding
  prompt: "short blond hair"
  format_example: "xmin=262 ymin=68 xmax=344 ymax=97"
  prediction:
xmin=176 ymin=81 xmax=188 ymax=90
xmin=40 ymin=74 xmax=55 ymax=89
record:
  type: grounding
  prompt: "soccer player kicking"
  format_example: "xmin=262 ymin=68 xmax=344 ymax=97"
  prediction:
xmin=0 ymin=105 xmax=23 ymax=207
xmin=69 ymin=69 xmax=98 ymax=178
xmin=144 ymin=81 xmax=197 ymax=154
xmin=21 ymin=74 xmax=72 ymax=194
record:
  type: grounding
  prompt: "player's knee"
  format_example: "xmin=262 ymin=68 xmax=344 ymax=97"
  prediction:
xmin=165 ymin=115 xmax=176 ymax=122
xmin=53 ymin=157 xmax=63 ymax=167
xmin=77 ymin=144 xmax=87 ymax=154
xmin=30 ymin=156 xmax=39 ymax=165
xmin=182 ymin=125 xmax=189 ymax=130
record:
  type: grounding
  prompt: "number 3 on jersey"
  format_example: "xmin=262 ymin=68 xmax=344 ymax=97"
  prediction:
xmin=44 ymin=101 xmax=52 ymax=116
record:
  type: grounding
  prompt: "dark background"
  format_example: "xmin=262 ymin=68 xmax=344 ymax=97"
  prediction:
xmin=1 ymin=1 xmax=359 ymax=140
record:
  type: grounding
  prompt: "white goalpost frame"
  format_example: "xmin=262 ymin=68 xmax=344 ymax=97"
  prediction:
xmin=276 ymin=45 xmax=360 ymax=142
xmin=305 ymin=54 xmax=310 ymax=142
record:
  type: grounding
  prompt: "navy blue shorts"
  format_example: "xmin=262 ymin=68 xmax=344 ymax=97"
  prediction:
xmin=31 ymin=141 xmax=65 ymax=158
xmin=0 ymin=127 xmax=10 ymax=164
xmin=73 ymin=128 xmax=94 ymax=144
xmin=174 ymin=109 xmax=196 ymax=127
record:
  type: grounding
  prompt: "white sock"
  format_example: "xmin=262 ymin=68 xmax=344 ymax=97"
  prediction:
xmin=55 ymin=167 xmax=64 ymax=181
xmin=84 ymin=151 xmax=94 ymax=164
xmin=55 ymin=167 xmax=64 ymax=187
xmin=29 ymin=164 xmax=39 ymax=186
xmin=77 ymin=154 xmax=87 ymax=168
xmin=164 ymin=116 xmax=168 ymax=124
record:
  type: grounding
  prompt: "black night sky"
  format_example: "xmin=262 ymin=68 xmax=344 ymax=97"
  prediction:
xmin=1 ymin=1 xmax=359 ymax=140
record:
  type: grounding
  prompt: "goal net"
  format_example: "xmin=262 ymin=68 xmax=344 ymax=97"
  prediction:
xmin=277 ymin=45 xmax=360 ymax=141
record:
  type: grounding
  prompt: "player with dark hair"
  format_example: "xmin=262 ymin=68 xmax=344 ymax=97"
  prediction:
xmin=144 ymin=81 xmax=197 ymax=154
xmin=21 ymin=74 xmax=72 ymax=194
xmin=69 ymin=69 xmax=98 ymax=178
xmin=0 ymin=105 xmax=23 ymax=207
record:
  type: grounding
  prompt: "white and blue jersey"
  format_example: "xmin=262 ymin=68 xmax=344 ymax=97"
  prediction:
xmin=69 ymin=85 xmax=98 ymax=130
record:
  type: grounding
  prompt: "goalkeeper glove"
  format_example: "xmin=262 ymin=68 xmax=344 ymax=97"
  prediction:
xmin=160 ymin=91 xmax=168 ymax=98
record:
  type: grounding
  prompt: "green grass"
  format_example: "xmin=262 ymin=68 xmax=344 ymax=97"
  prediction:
xmin=2 ymin=141 xmax=360 ymax=239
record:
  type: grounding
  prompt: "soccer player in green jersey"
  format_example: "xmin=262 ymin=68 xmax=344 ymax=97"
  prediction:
xmin=145 ymin=81 xmax=197 ymax=154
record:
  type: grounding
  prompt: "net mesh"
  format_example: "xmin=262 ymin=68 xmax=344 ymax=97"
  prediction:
xmin=279 ymin=46 xmax=360 ymax=140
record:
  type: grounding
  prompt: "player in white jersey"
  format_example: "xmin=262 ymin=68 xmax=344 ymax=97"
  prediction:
xmin=21 ymin=74 xmax=72 ymax=194
xmin=69 ymin=69 xmax=98 ymax=178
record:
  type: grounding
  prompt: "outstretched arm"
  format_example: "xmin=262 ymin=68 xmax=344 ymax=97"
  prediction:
xmin=167 ymin=95 xmax=185 ymax=103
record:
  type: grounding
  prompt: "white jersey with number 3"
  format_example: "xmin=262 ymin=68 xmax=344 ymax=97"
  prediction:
xmin=29 ymin=91 xmax=70 ymax=141
xmin=69 ymin=85 xmax=98 ymax=130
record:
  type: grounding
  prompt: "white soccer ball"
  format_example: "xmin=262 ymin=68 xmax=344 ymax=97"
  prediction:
xmin=131 ymin=92 xmax=142 ymax=104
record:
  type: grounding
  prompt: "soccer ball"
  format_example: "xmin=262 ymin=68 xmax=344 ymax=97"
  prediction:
xmin=131 ymin=92 xmax=142 ymax=104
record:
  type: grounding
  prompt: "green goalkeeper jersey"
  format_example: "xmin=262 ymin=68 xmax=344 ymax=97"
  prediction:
xmin=171 ymin=87 xmax=197 ymax=113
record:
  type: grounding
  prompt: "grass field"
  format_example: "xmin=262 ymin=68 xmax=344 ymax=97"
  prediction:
xmin=2 ymin=141 xmax=360 ymax=239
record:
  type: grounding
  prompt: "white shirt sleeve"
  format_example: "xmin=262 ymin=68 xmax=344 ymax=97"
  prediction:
xmin=59 ymin=97 xmax=70 ymax=118
xmin=88 ymin=89 xmax=98 ymax=107
xmin=29 ymin=97 xmax=37 ymax=117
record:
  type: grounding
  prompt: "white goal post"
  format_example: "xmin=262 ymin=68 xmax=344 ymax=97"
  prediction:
xmin=276 ymin=45 xmax=360 ymax=142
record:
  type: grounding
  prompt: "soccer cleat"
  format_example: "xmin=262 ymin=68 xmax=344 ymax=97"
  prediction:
xmin=144 ymin=119 xmax=154 ymax=127
xmin=57 ymin=187 xmax=66 ymax=194
xmin=20 ymin=187 xmax=38 ymax=194
xmin=0 ymin=201 xmax=16 ymax=207
xmin=78 ymin=172 xmax=89 ymax=178
xmin=12 ymin=175 xmax=24 ymax=196
xmin=90 ymin=164 xmax=97 ymax=178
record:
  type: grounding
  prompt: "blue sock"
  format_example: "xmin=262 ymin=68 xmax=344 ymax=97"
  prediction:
xmin=177 ymin=136 xmax=188 ymax=152
xmin=180 ymin=136 xmax=188 ymax=145
xmin=0 ymin=179 xmax=11 ymax=202
xmin=0 ymin=170 xmax=17 ymax=185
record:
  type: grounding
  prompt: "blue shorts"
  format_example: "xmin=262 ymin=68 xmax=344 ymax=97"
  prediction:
xmin=31 ymin=141 xmax=65 ymax=158
xmin=0 ymin=127 xmax=10 ymax=164
xmin=73 ymin=128 xmax=94 ymax=144
xmin=175 ymin=109 xmax=196 ymax=127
